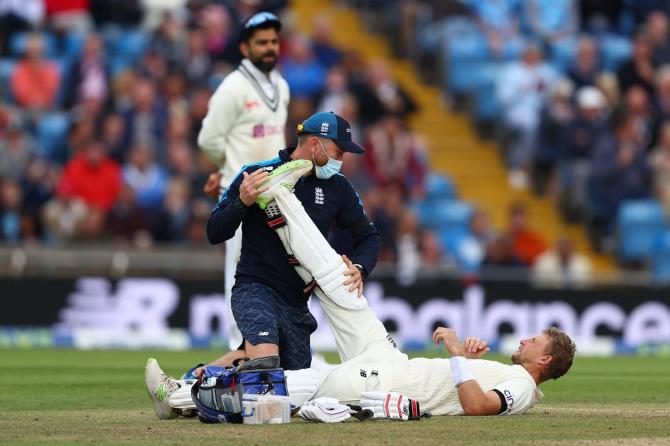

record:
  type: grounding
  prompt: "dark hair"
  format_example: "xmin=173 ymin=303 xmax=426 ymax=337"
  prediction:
xmin=541 ymin=327 xmax=576 ymax=381
xmin=239 ymin=12 xmax=281 ymax=43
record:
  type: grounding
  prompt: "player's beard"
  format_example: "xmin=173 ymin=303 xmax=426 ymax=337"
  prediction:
xmin=250 ymin=51 xmax=278 ymax=73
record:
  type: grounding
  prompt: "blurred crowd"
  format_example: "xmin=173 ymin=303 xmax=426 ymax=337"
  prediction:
xmin=0 ymin=0 xmax=439 ymax=270
xmin=349 ymin=0 xmax=670 ymax=274
xmin=9 ymin=0 xmax=665 ymax=284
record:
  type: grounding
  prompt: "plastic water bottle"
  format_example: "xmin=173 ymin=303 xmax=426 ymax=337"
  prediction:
xmin=365 ymin=370 xmax=380 ymax=392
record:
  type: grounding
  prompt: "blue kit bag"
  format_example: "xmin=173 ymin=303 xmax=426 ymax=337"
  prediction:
xmin=191 ymin=356 xmax=288 ymax=423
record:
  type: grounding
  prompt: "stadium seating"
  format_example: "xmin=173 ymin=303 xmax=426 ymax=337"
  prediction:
xmin=617 ymin=200 xmax=667 ymax=263
xmin=36 ymin=112 xmax=71 ymax=163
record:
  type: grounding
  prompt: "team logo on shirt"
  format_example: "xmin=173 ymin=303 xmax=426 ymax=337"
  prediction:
xmin=315 ymin=187 xmax=324 ymax=204
xmin=503 ymin=389 xmax=515 ymax=412
xmin=245 ymin=100 xmax=260 ymax=109
xmin=252 ymin=124 xmax=265 ymax=138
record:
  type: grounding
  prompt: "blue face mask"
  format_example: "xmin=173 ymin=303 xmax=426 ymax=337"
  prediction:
xmin=313 ymin=140 xmax=343 ymax=179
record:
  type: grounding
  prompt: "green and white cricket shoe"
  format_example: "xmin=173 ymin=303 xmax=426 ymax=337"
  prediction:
xmin=145 ymin=358 xmax=179 ymax=420
xmin=256 ymin=159 xmax=313 ymax=210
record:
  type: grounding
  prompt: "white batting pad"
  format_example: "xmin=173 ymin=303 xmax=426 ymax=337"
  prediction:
xmin=285 ymin=368 xmax=322 ymax=408
xmin=274 ymin=188 xmax=367 ymax=310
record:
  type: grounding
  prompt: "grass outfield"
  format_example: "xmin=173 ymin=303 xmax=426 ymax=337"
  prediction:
xmin=1 ymin=349 xmax=669 ymax=446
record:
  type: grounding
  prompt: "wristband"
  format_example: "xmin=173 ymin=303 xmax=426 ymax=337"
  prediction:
xmin=450 ymin=356 xmax=474 ymax=387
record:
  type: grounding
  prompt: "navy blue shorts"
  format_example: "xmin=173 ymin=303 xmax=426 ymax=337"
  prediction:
xmin=231 ymin=281 xmax=317 ymax=370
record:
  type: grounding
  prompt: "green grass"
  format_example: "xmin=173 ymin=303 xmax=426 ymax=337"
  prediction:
xmin=1 ymin=350 xmax=669 ymax=445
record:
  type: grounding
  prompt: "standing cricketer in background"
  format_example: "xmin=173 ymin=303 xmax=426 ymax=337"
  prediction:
xmin=197 ymin=11 xmax=290 ymax=350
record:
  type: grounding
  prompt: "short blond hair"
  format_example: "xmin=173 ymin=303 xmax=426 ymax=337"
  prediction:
xmin=541 ymin=327 xmax=576 ymax=381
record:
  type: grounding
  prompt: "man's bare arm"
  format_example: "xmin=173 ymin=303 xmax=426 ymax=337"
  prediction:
xmin=432 ymin=327 xmax=502 ymax=416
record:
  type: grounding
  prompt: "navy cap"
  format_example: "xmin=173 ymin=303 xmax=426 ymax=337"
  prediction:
xmin=239 ymin=12 xmax=281 ymax=43
xmin=296 ymin=112 xmax=365 ymax=154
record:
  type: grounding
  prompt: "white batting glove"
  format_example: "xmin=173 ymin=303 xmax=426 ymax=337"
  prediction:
xmin=359 ymin=391 xmax=421 ymax=421
xmin=298 ymin=397 xmax=351 ymax=423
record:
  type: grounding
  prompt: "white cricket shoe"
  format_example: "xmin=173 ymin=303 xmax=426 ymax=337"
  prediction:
xmin=256 ymin=159 xmax=313 ymax=210
xmin=145 ymin=358 xmax=180 ymax=420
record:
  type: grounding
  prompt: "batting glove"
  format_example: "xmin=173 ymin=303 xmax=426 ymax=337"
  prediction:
xmin=298 ymin=397 xmax=351 ymax=423
xmin=359 ymin=391 xmax=421 ymax=421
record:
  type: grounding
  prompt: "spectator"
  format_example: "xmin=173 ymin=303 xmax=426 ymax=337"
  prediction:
xmin=497 ymin=42 xmax=558 ymax=189
xmin=184 ymin=28 xmax=213 ymax=87
xmin=10 ymin=33 xmax=61 ymax=110
xmin=100 ymin=112 xmax=126 ymax=163
xmin=0 ymin=119 xmax=34 ymax=182
xmin=120 ymin=77 xmax=168 ymax=156
xmin=150 ymin=12 xmax=188 ymax=69
xmin=198 ymin=4 xmax=239 ymax=67
xmin=507 ymin=202 xmax=548 ymax=265
xmin=310 ymin=14 xmax=342 ymax=68
xmin=395 ymin=209 xmax=421 ymax=285
xmin=152 ymin=177 xmax=191 ymax=242
xmin=363 ymin=113 xmax=427 ymax=199
xmin=484 ymin=233 xmax=524 ymax=267
xmin=624 ymin=84 xmax=659 ymax=151
xmin=647 ymin=10 xmax=670 ymax=66
xmin=654 ymin=64 xmax=670 ymax=119
xmin=122 ymin=143 xmax=169 ymax=211
xmin=0 ymin=0 xmax=44 ymax=57
xmin=617 ymin=30 xmax=656 ymax=95
xmin=106 ymin=185 xmax=153 ymax=244
xmin=0 ymin=178 xmax=25 ymax=243
xmin=63 ymin=32 xmax=110 ymax=111
xmin=418 ymin=229 xmax=443 ymax=266
xmin=282 ymin=34 xmax=327 ymax=100
xmin=590 ymin=110 xmax=651 ymax=244
xmin=315 ymin=65 xmax=352 ymax=116
xmin=42 ymin=191 xmax=88 ymax=242
xmin=533 ymin=77 xmax=575 ymax=196
xmin=532 ymin=238 xmax=592 ymax=288
xmin=560 ymin=86 xmax=607 ymax=220
xmin=649 ymin=121 xmax=670 ymax=212
xmin=567 ymin=35 xmax=601 ymax=88
xmin=57 ymin=139 xmax=121 ymax=212
xmin=351 ymin=59 xmax=417 ymax=126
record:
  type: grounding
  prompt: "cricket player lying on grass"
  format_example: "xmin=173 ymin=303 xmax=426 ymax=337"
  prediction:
xmin=146 ymin=161 xmax=576 ymax=421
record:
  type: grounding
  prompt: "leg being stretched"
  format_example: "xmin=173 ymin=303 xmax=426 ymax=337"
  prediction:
xmin=272 ymin=187 xmax=396 ymax=362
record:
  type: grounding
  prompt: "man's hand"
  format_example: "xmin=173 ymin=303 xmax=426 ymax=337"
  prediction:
xmin=239 ymin=169 xmax=269 ymax=206
xmin=433 ymin=327 xmax=489 ymax=359
xmin=433 ymin=327 xmax=465 ymax=356
xmin=203 ymin=172 xmax=222 ymax=198
xmin=342 ymin=255 xmax=363 ymax=297
xmin=462 ymin=336 xmax=489 ymax=359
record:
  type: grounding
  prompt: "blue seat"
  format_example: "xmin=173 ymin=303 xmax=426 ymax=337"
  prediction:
xmin=36 ymin=112 xmax=70 ymax=163
xmin=417 ymin=199 xmax=473 ymax=231
xmin=9 ymin=32 xmax=57 ymax=58
xmin=600 ymin=34 xmax=632 ymax=72
xmin=617 ymin=200 xmax=666 ymax=263
xmin=651 ymin=229 xmax=670 ymax=283
xmin=425 ymin=173 xmax=456 ymax=202
xmin=439 ymin=226 xmax=484 ymax=273
xmin=0 ymin=58 xmax=16 ymax=102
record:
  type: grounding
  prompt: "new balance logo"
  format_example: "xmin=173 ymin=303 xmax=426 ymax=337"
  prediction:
xmin=315 ymin=187 xmax=324 ymax=204
xmin=154 ymin=384 xmax=167 ymax=401
xmin=257 ymin=331 xmax=269 ymax=336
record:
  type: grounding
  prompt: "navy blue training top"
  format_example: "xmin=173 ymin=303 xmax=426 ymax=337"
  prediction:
xmin=207 ymin=148 xmax=380 ymax=306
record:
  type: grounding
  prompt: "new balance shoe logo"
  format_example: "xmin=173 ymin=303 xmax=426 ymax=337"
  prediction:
xmin=154 ymin=383 xmax=167 ymax=401
xmin=315 ymin=187 xmax=324 ymax=205
xmin=257 ymin=331 xmax=269 ymax=336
